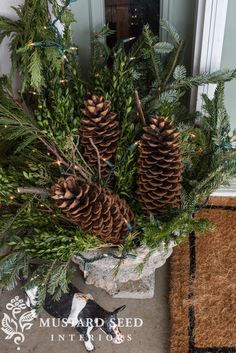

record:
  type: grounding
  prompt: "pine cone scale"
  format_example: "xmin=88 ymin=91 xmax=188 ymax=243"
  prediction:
xmin=51 ymin=176 xmax=134 ymax=244
xmin=136 ymin=116 xmax=182 ymax=215
xmin=80 ymin=95 xmax=120 ymax=179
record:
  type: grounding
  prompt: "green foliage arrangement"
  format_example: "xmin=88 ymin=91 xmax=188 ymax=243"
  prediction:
xmin=0 ymin=0 xmax=236 ymax=309
xmin=0 ymin=0 xmax=78 ymax=93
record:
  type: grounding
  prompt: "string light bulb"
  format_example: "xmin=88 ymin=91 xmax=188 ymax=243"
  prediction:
xmin=132 ymin=140 xmax=141 ymax=148
xmin=29 ymin=91 xmax=37 ymax=96
xmin=61 ymin=54 xmax=68 ymax=62
xmin=123 ymin=218 xmax=132 ymax=232
xmin=102 ymin=158 xmax=114 ymax=168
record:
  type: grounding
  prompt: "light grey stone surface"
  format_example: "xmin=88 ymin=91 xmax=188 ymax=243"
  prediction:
xmin=0 ymin=264 xmax=170 ymax=353
xmin=72 ymin=241 xmax=175 ymax=298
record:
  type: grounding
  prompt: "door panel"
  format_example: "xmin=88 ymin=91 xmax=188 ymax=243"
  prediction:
xmin=161 ymin=0 xmax=197 ymax=71
xmin=71 ymin=0 xmax=105 ymax=74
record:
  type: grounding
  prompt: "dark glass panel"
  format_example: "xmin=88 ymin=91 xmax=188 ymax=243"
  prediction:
xmin=105 ymin=0 xmax=160 ymax=48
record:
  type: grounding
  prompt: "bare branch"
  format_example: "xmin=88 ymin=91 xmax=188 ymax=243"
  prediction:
xmin=71 ymin=135 xmax=94 ymax=175
xmin=134 ymin=90 xmax=146 ymax=125
xmin=17 ymin=187 xmax=51 ymax=196
xmin=37 ymin=135 xmax=92 ymax=182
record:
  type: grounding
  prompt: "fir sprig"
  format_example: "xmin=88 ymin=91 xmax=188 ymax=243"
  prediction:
xmin=137 ymin=212 xmax=214 ymax=249
xmin=183 ymin=82 xmax=236 ymax=208
xmin=0 ymin=251 xmax=29 ymax=290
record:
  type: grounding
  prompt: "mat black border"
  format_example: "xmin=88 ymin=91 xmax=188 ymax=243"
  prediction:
xmin=188 ymin=205 xmax=236 ymax=353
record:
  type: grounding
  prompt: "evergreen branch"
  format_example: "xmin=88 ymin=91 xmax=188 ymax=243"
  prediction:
xmin=0 ymin=16 xmax=22 ymax=43
xmin=48 ymin=258 xmax=74 ymax=299
xmin=0 ymin=252 xmax=29 ymax=290
xmin=184 ymin=82 xmax=236 ymax=208
xmin=143 ymin=25 xmax=162 ymax=85
xmin=160 ymin=19 xmax=182 ymax=45
xmin=129 ymin=34 xmax=145 ymax=60
xmin=154 ymin=41 xmax=174 ymax=54
xmin=0 ymin=203 xmax=30 ymax=244
xmin=0 ymin=0 xmax=76 ymax=91
xmin=0 ymin=97 xmax=92 ymax=182
xmin=138 ymin=211 xmax=213 ymax=249
xmin=28 ymin=49 xmax=44 ymax=89
xmin=149 ymin=43 xmax=161 ymax=85
xmin=168 ymin=69 xmax=236 ymax=90
xmin=173 ymin=65 xmax=187 ymax=80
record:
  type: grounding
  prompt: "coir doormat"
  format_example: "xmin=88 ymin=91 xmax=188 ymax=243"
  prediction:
xmin=170 ymin=197 xmax=236 ymax=353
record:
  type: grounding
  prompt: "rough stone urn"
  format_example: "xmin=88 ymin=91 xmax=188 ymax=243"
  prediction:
xmin=72 ymin=241 xmax=176 ymax=299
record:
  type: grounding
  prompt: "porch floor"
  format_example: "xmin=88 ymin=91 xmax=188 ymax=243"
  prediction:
xmin=0 ymin=262 xmax=170 ymax=353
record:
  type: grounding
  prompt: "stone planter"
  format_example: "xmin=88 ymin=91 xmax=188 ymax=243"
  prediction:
xmin=72 ymin=241 xmax=176 ymax=299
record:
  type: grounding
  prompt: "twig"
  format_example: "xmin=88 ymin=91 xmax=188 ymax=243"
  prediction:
xmin=134 ymin=90 xmax=146 ymax=125
xmin=89 ymin=137 xmax=101 ymax=181
xmin=69 ymin=136 xmax=76 ymax=175
xmin=163 ymin=40 xmax=183 ymax=87
xmin=37 ymin=135 xmax=92 ymax=182
xmin=17 ymin=187 xmax=51 ymax=196
xmin=72 ymin=135 xmax=94 ymax=175
xmin=6 ymin=89 xmax=22 ymax=109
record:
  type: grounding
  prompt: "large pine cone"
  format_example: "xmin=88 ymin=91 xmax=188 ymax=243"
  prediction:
xmin=136 ymin=116 xmax=182 ymax=215
xmin=80 ymin=95 xmax=120 ymax=179
xmin=51 ymin=176 xmax=134 ymax=244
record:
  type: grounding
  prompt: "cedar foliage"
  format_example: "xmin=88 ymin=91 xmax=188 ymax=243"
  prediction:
xmin=0 ymin=0 xmax=76 ymax=92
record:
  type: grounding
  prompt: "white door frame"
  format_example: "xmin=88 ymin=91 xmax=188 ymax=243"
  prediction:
xmin=191 ymin=0 xmax=236 ymax=196
xmin=190 ymin=0 xmax=229 ymax=112
xmin=161 ymin=0 xmax=229 ymax=112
